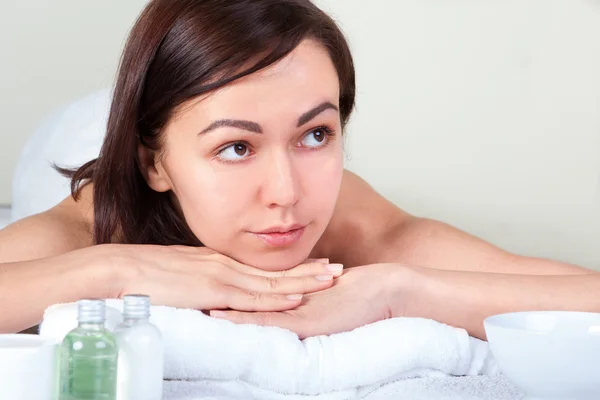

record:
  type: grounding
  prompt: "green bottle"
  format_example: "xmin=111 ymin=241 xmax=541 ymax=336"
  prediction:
xmin=58 ymin=299 xmax=119 ymax=400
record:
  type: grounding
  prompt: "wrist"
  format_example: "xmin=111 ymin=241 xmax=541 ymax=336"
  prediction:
xmin=394 ymin=266 xmax=484 ymax=337
xmin=385 ymin=264 xmax=438 ymax=320
xmin=72 ymin=244 xmax=132 ymax=299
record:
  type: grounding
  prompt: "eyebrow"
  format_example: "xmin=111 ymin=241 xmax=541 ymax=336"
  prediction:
xmin=198 ymin=101 xmax=339 ymax=135
xmin=296 ymin=101 xmax=339 ymax=127
xmin=199 ymin=119 xmax=262 ymax=135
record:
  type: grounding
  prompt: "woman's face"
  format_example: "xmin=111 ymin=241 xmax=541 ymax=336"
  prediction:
xmin=149 ymin=39 xmax=344 ymax=271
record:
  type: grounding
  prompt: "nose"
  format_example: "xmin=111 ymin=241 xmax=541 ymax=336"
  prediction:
xmin=260 ymin=150 xmax=301 ymax=208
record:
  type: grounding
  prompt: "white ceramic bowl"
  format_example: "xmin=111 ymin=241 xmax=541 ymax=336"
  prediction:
xmin=0 ymin=334 xmax=58 ymax=400
xmin=484 ymin=311 xmax=600 ymax=399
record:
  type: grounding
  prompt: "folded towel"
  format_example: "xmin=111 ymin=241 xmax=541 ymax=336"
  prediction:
xmin=40 ymin=300 xmax=498 ymax=397
xmin=362 ymin=375 xmax=524 ymax=400
xmin=162 ymin=375 xmax=523 ymax=400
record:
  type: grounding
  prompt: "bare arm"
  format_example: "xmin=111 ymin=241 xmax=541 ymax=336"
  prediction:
xmin=0 ymin=247 xmax=118 ymax=333
xmin=319 ymin=170 xmax=594 ymax=275
xmin=0 ymin=185 xmax=103 ymax=332
xmin=324 ymin=171 xmax=597 ymax=339
xmin=395 ymin=267 xmax=600 ymax=340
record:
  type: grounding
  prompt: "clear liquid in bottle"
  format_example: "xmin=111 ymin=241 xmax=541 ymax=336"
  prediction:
xmin=58 ymin=300 xmax=118 ymax=400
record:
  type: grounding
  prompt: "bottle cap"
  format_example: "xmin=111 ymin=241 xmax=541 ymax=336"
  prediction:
xmin=123 ymin=294 xmax=151 ymax=319
xmin=77 ymin=299 xmax=106 ymax=323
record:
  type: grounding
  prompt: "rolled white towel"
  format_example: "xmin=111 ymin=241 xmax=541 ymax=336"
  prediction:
xmin=40 ymin=299 xmax=498 ymax=396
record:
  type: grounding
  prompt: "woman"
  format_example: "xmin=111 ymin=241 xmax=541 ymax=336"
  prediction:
xmin=1 ymin=0 xmax=598 ymax=338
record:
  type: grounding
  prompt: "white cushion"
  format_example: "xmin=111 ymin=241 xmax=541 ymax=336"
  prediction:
xmin=0 ymin=207 xmax=10 ymax=230
xmin=11 ymin=89 xmax=111 ymax=222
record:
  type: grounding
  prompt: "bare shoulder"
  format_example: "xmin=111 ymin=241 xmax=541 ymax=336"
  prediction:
xmin=313 ymin=169 xmax=415 ymax=265
xmin=0 ymin=184 xmax=95 ymax=263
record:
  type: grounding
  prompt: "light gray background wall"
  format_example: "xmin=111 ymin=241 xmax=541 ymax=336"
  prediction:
xmin=0 ymin=0 xmax=149 ymax=204
xmin=1 ymin=0 xmax=599 ymax=269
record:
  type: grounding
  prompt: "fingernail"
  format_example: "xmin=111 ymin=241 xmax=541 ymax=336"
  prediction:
xmin=326 ymin=263 xmax=343 ymax=272
xmin=315 ymin=275 xmax=333 ymax=281
xmin=316 ymin=258 xmax=330 ymax=264
xmin=286 ymin=294 xmax=303 ymax=300
xmin=210 ymin=310 xmax=227 ymax=318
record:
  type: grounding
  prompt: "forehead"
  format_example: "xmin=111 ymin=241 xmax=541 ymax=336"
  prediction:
xmin=174 ymin=39 xmax=340 ymax=125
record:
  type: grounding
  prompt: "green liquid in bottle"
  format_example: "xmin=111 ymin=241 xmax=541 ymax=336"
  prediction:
xmin=58 ymin=305 xmax=119 ymax=400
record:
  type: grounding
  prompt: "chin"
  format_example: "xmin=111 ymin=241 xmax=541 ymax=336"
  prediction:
xmin=237 ymin=246 xmax=314 ymax=272
xmin=204 ymin=226 xmax=323 ymax=271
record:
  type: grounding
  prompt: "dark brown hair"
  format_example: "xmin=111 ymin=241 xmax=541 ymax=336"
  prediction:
xmin=62 ymin=0 xmax=356 ymax=246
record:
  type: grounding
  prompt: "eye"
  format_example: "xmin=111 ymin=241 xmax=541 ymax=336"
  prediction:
xmin=300 ymin=126 xmax=333 ymax=148
xmin=217 ymin=142 xmax=250 ymax=162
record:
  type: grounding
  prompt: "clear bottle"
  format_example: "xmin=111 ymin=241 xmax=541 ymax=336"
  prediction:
xmin=114 ymin=294 xmax=164 ymax=400
xmin=58 ymin=299 xmax=119 ymax=400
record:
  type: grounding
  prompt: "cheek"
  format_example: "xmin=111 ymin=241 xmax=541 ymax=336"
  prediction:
xmin=167 ymin=159 xmax=255 ymax=242
xmin=299 ymin=145 xmax=344 ymax=218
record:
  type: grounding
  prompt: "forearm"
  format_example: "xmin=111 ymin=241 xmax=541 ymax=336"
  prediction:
xmin=0 ymin=247 xmax=117 ymax=333
xmin=402 ymin=267 xmax=600 ymax=340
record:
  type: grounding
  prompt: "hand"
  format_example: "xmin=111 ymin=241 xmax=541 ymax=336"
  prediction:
xmin=99 ymin=244 xmax=344 ymax=312
xmin=210 ymin=263 xmax=414 ymax=338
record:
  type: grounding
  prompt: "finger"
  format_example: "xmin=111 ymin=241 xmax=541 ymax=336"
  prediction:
xmin=210 ymin=309 xmax=301 ymax=333
xmin=219 ymin=287 xmax=304 ymax=312
xmin=223 ymin=269 xmax=336 ymax=295
xmin=229 ymin=259 xmax=344 ymax=279
xmin=171 ymin=245 xmax=218 ymax=256
xmin=305 ymin=258 xmax=330 ymax=264
xmin=277 ymin=260 xmax=344 ymax=278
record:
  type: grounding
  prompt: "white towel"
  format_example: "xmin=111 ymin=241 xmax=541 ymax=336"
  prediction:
xmin=40 ymin=299 xmax=498 ymax=397
xmin=360 ymin=375 xmax=524 ymax=400
xmin=162 ymin=375 xmax=523 ymax=400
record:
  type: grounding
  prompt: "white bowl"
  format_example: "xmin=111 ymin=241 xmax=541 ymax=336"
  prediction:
xmin=484 ymin=311 xmax=600 ymax=399
xmin=0 ymin=334 xmax=59 ymax=400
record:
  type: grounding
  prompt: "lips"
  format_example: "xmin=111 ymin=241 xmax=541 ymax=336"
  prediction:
xmin=256 ymin=224 xmax=305 ymax=234
xmin=251 ymin=224 xmax=306 ymax=247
